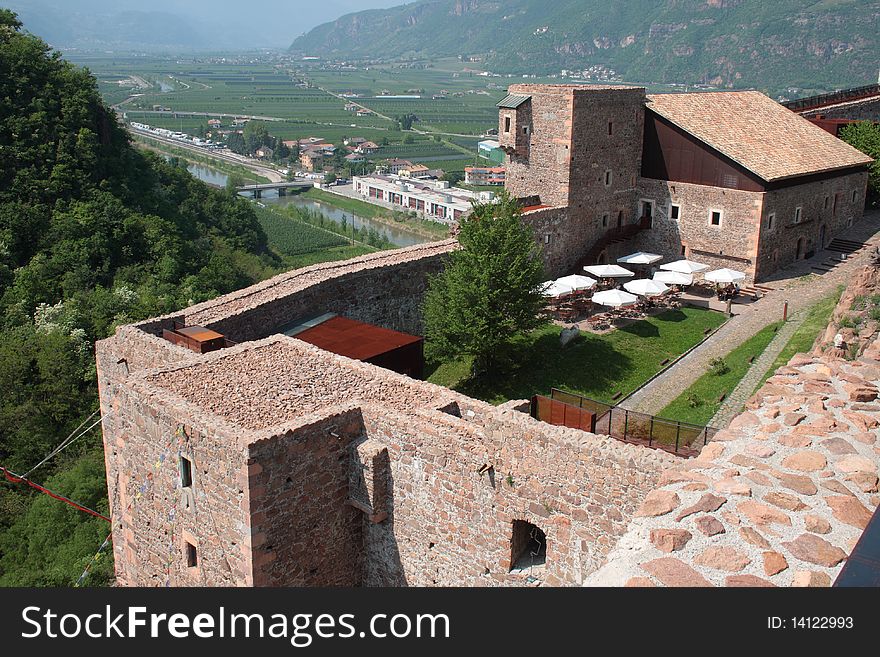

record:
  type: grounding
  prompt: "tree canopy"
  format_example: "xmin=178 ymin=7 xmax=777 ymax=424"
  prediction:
xmin=0 ymin=10 xmax=277 ymax=585
xmin=839 ymin=121 xmax=880 ymax=205
xmin=422 ymin=191 xmax=545 ymax=374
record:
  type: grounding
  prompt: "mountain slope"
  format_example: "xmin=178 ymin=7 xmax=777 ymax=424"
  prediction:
xmin=291 ymin=0 xmax=880 ymax=93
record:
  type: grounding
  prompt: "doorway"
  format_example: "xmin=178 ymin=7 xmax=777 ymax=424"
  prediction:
xmin=796 ymin=237 xmax=805 ymax=260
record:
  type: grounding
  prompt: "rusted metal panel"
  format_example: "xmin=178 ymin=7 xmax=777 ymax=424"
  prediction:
xmin=641 ymin=111 xmax=766 ymax=192
xmin=162 ymin=325 xmax=226 ymax=354
xmin=294 ymin=315 xmax=424 ymax=378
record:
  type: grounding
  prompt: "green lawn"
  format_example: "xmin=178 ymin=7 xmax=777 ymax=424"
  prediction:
xmin=427 ymin=307 xmax=726 ymax=405
xmin=754 ymin=286 xmax=843 ymax=392
xmin=659 ymin=322 xmax=782 ymax=426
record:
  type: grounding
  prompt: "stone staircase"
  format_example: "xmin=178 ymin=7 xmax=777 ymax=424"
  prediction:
xmin=811 ymin=237 xmax=869 ymax=275
xmin=574 ymin=220 xmax=648 ymax=273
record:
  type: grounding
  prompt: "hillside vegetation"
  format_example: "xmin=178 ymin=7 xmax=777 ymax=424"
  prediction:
xmin=0 ymin=9 xmax=278 ymax=585
xmin=292 ymin=0 xmax=880 ymax=94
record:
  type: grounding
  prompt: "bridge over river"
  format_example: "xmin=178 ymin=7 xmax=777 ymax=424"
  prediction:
xmin=236 ymin=181 xmax=315 ymax=197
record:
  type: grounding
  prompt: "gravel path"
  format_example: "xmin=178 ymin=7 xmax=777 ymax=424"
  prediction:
xmin=619 ymin=211 xmax=880 ymax=417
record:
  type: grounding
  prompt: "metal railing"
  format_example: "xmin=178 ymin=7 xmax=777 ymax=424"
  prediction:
xmin=549 ymin=388 xmax=717 ymax=456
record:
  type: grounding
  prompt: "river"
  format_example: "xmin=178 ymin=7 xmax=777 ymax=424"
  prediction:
xmin=183 ymin=163 xmax=428 ymax=247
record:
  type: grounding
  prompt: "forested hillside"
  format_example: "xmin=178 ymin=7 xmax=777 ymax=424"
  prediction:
xmin=291 ymin=0 xmax=880 ymax=94
xmin=0 ymin=9 xmax=277 ymax=585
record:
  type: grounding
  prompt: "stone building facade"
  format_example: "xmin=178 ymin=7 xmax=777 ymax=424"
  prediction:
xmin=500 ymin=84 xmax=873 ymax=282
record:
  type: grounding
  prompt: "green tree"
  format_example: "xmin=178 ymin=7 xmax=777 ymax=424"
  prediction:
xmin=423 ymin=191 xmax=545 ymax=374
xmin=839 ymin=121 xmax=880 ymax=204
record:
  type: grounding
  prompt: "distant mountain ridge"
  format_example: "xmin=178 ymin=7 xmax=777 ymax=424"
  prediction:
xmin=290 ymin=0 xmax=880 ymax=94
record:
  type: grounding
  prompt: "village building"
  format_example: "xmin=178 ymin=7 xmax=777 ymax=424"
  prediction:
xmin=299 ymin=149 xmax=324 ymax=172
xmin=352 ymin=174 xmax=487 ymax=223
xmin=465 ymin=165 xmax=506 ymax=185
xmin=357 ymin=141 xmax=381 ymax=155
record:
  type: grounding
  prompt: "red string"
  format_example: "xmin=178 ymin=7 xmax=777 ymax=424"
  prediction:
xmin=1 ymin=466 xmax=111 ymax=522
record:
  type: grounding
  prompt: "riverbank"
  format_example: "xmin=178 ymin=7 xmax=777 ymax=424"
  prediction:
xmin=132 ymin=134 xmax=272 ymax=184
xmin=302 ymin=187 xmax=451 ymax=241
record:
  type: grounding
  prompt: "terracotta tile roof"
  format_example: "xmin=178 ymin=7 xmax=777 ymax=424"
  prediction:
xmin=645 ymin=91 xmax=873 ymax=182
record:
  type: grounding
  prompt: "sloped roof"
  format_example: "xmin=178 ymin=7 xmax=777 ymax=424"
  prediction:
xmin=497 ymin=94 xmax=530 ymax=109
xmin=646 ymin=91 xmax=873 ymax=182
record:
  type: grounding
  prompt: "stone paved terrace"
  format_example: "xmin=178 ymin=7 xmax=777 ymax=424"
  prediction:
xmin=620 ymin=210 xmax=880 ymax=417
xmin=585 ymin=264 xmax=880 ymax=587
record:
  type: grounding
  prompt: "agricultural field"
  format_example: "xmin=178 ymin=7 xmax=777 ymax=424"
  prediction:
xmin=253 ymin=205 xmax=349 ymax=256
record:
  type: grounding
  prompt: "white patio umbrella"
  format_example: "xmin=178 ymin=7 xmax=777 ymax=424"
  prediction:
xmin=591 ymin=289 xmax=639 ymax=308
xmin=541 ymin=280 xmax=575 ymax=298
xmin=704 ymin=268 xmax=746 ymax=284
xmin=555 ymin=274 xmax=597 ymax=291
xmin=624 ymin=279 xmax=669 ymax=297
xmin=583 ymin=264 xmax=635 ymax=278
xmin=660 ymin=259 xmax=710 ymax=274
xmin=617 ymin=251 xmax=662 ymax=265
xmin=653 ymin=270 xmax=693 ymax=286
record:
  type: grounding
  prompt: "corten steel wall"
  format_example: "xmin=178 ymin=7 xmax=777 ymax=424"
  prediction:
xmin=755 ymin=170 xmax=869 ymax=280
xmin=641 ymin=112 xmax=765 ymax=192
xmin=98 ymin=378 xmax=253 ymax=586
xmin=637 ymin=178 xmax=763 ymax=280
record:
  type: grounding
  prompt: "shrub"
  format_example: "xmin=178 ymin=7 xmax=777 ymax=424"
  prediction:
xmin=708 ymin=357 xmax=730 ymax=376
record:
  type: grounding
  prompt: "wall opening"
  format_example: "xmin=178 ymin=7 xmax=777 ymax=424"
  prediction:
xmin=608 ymin=121 xmax=613 ymax=135
xmin=179 ymin=455 xmax=193 ymax=488
xmin=504 ymin=116 xmax=511 ymax=133
xmin=510 ymin=520 xmax=546 ymax=572
xmin=710 ymin=209 xmax=722 ymax=226
xmin=185 ymin=542 xmax=198 ymax=568
xmin=669 ymin=204 xmax=680 ymax=222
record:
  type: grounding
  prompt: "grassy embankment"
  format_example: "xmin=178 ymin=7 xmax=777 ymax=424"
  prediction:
xmin=300 ymin=187 xmax=451 ymax=240
xmin=659 ymin=322 xmax=783 ymax=426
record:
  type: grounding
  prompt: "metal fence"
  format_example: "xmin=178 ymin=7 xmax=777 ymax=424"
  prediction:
xmin=548 ymin=388 xmax=717 ymax=457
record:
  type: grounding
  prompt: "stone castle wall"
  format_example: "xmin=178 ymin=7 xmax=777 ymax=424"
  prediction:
xmin=98 ymin=374 xmax=254 ymax=587
xmin=800 ymin=97 xmax=880 ymax=121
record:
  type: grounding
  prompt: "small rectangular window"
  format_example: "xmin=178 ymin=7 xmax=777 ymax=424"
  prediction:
xmin=767 ymin=213 xmax=775 ymax=230
xmin=185 ymin=542 xmax=198 ymax=568
xmin=670 ymin=204 xmax=680 ymax=222
xmin=504 ymin=116 xmax=511 ymax=133
xmin=601 ymin=213 xmax=608 ymax=227
xmin=710 ymin=210 xmax=722 ymax=226
xmin=823 ymin=196 xmax=829 ymax=210
xmin=681 ymin=245 xmax=687 ymax=256
xmin=608 ymin=121 xmax=613 ymax=135
xmin=794 ymin=207 xmax=802 ymax=224
xmin=179 ymin=455 xmax=193 ymax=488
xmin=604 ymin=170 xmax=612 ymax=186
xmin=544 ymin=234 xmax=551 ymax=244
xmin=852 ymin=189 xmax=858 ymax=203
xmin=523 ymin=126 xmax=529 ymax=135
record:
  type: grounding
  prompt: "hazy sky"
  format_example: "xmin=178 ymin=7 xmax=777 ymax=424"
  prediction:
xmin=6 ymin=0 xmax=409 ymax=48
